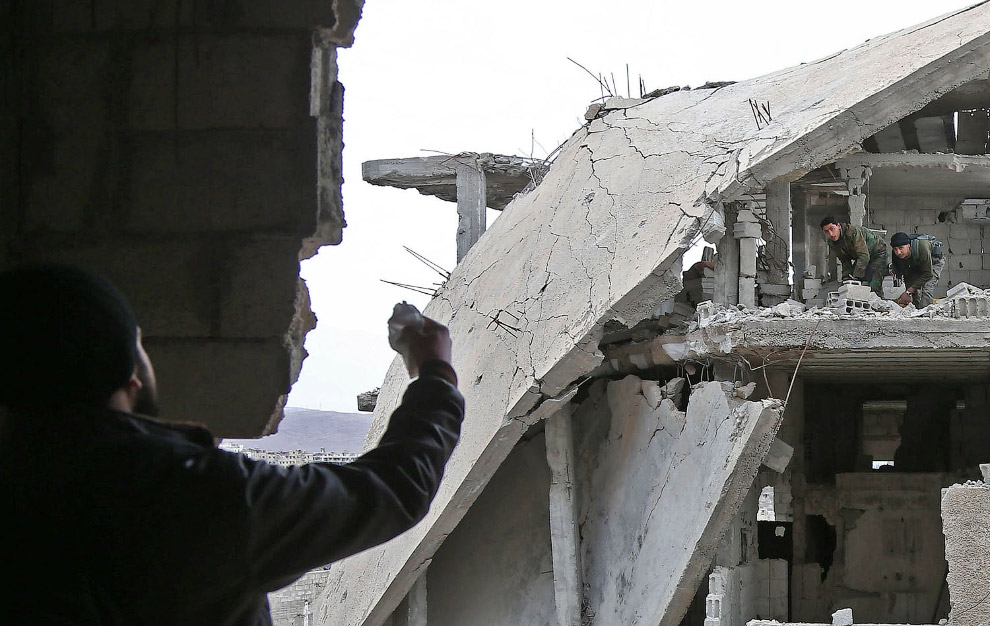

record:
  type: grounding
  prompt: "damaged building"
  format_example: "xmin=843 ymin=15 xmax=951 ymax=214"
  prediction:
xmin=320 ymin=5 xmax=990 ymax=626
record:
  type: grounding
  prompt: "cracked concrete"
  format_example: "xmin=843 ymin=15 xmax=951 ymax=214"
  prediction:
xmin=319 ymin=5 xmax=990 ymax=625
xmin=577 ymin=377 xmax=782 ymax=626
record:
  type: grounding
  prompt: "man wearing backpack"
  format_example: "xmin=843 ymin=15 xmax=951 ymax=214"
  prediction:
xmin=890 ymin=231 xmax=946 ymax=308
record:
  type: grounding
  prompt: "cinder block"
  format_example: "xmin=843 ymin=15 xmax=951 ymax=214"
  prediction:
xmin=146 ymin=338 xmax=291 ymax=436
xmin=733 ymin=221 xmax=763 ymax=239
xmin=739 ymin=238 xmax=759 ymax=277
xmin=955 ymin=254 xmax=983 ymax=271
xmin=177 ymin=35 xmax=311 ymax=130
xmin=124 ymin=130 xmax=318 ymax=233
xmin=951 ymin=223 xmax=980 ymax=239
xmin=220 ymin=237 xmax=302 ymax=338
xmin=17 ymin=239 xmax=214 ymax=337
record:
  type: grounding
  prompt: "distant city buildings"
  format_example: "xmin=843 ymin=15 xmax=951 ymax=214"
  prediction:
xmin=218 ymin=442 xmax=359 ymax=466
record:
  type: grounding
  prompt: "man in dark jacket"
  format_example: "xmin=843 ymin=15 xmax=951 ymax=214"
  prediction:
xmin=821 ymin=216 xmax=889 ymax=296
xmin=890 ymin=231 xmax=946 ymax=308
xmin=0 ymin=264 xmax=464 ymax=625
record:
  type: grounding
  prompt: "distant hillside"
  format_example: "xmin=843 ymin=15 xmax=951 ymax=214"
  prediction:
xmin=221 ymin=407 xmax=372 ymax=454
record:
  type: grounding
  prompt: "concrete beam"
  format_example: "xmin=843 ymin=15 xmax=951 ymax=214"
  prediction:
xmin=362 ymin=153 xmax=546 ymax=211
xmin=455 ymin=163 xmax=487 ymax=262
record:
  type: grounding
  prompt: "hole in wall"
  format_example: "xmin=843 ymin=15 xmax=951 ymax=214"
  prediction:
xmin=804 ymin=515 xmax=836 ymax=582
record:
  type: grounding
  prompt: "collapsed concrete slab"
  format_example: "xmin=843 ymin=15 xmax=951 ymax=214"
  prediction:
xmin=319 ymin=6 xmax=990 ymax=625
xmin=577 ymin=377 xmax=782 ymax=626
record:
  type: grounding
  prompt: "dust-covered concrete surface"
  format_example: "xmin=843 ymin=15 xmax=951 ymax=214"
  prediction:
xmin=942 ymin=478 xmax=990 ymax=626
xmin=577 ymin=377 xmax=782 ymax=626
xmin=318 ymin=6 xmax=990 ymax=625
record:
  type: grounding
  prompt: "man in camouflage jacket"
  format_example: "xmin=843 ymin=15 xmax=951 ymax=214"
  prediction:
xmin=821 ymin=216 xmax=889 ymax=296
xmin=890 ymin=231 xmax=946 ymax=308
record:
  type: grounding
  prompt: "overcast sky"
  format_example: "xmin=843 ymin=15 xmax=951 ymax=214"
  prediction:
xmin=287 ymin=0 xmax=979 ymax=411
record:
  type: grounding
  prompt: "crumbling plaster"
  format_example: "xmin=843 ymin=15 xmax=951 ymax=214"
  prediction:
xmin=320 ymin=6 xmax=990 ymax=625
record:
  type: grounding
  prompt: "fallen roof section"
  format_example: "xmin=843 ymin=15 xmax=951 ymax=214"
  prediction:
xmin=362 ymin=153 xmax=548 ymax=210
xmin=319 ymin=5 xmax=990 ymax=625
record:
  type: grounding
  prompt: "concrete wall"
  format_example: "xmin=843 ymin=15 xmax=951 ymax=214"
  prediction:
xmin=270 ymin=569 xmax=333 ymax=626
xmin=868 ymin=193 xmax=985 ymax=292
xmin=1 ymin=0 xmax=361 ymax=436
xmin=424 ymin=430 xmax=555 ymax=626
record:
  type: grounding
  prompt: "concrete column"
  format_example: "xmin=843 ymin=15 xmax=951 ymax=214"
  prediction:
xmin=715 ymin=205 xmax=739 ymax=305
xmin=839 ymin=165 xmax=871 ymax=227
xmin=765 ymin=182 xmax=791 ymax=287
xmin=546 ymin=405 xmax=582 ymax=626
xmin=733 ymin=204 xmax=761 ymax=308
xmin=941 ymin=471 xmax=990 ymax=626
xmin=791 ymin=192 xmax=809 ymax=287
xmin=455 ymin=163 xmax=488 ymax=262
xmin=406 ymin=570 xmax=428 ymax=626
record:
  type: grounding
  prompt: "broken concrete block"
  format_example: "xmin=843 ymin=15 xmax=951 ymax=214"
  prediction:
xmin=831 ymin=607 xmax=853 ymax=626
xmin=585 ymin=103 xmax=603 ymax=120
xmin=696 ymin=301 xmax=718 ymax=327
xmin=733 ymin=222 xmax=762 ymax=239
xmin=836 ymin=281 xmax=872 ymax=300
xmin=801 ymin=287 xmax=821 ymax=300
xmin=661 ymin=378 xmax=686 ymax=405
xmin=981 ymin=463 xmax=989 ymax=482
xmin=735 ymin=209 xmax=759 ymax=223
xmin=804 ymin=264 xmax=817 ymax=278
xmin=734 ymin=382 xmax=756 ymax=399
xmin=946 ymin=281 xmax=977 ymax=299
xmin=803 ymin=277 xmax=822 ymax=289
xmin=762 ymin=437 xmax=794 ymax=473
xmin=942 ymin=482 xmax=990 ymax=626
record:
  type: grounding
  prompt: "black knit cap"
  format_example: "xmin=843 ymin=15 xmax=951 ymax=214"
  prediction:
xmin=0 ymin=264 xmax=138 ymax=410
xmin=890 ymin=232 xmax=911 ymax=247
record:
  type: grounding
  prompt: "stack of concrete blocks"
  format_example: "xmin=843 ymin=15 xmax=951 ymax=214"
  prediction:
xmin=704 ymin=567 xmax=730 ymax=626
xmin=735 ymin=208 xmax=762 ymax=307
xmin=827 ymin=281 xmax=873 ymax=315
xmin=940 ymin=464 xmax=990 ymax=626
xmin=1 ymin=1 xmax=363 ymax=436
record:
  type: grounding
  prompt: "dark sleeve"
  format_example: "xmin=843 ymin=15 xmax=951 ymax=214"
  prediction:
xmin=229 ymin=374 xmax=464 ymax=591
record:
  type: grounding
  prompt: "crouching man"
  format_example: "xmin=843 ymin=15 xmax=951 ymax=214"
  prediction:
xmin=821 ymin=216 xmax=889 ymax=297
xmin=0 ymin=263 xmax=464 ymax=625
xmin=890 ymin=231 xmax=946 ymax=308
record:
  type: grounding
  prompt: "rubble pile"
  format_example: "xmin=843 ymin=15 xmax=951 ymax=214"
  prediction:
xmin=691 ymin=281 xmax=990 ymax=329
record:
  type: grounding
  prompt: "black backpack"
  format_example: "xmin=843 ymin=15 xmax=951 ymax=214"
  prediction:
xmin=908 ymin=233 xmax=944 ymax=258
